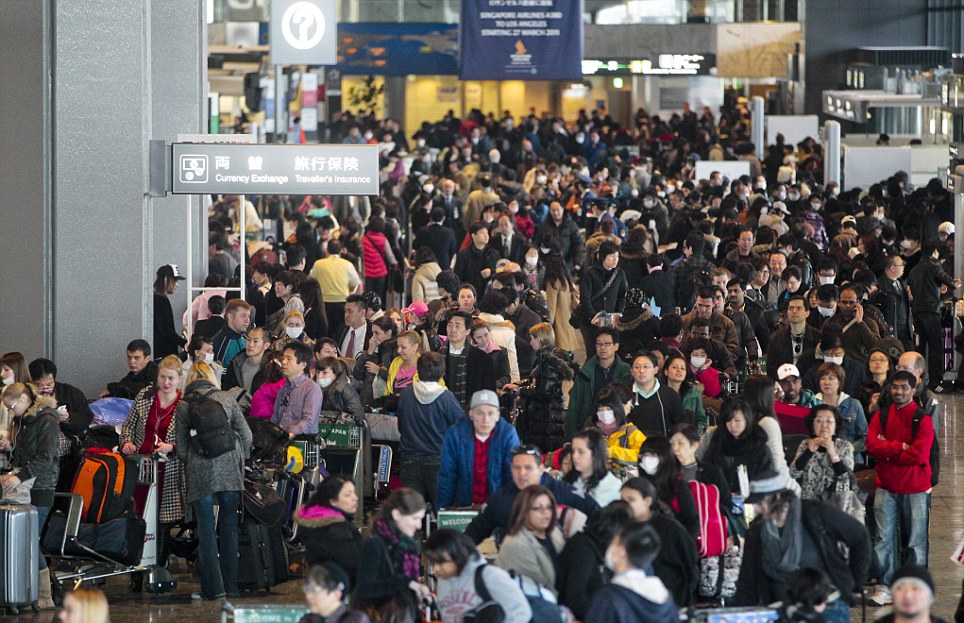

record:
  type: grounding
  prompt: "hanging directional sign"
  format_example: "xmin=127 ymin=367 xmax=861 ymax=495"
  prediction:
xmin=170 ymin=143 xmax=378 ymax=195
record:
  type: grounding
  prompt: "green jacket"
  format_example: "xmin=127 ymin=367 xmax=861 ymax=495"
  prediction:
xmin=565 ymin=356 xmax=633 ymax=439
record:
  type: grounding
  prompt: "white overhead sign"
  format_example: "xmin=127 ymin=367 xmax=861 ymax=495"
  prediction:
xmin=270 ymin=0 xmax=337 ymax=66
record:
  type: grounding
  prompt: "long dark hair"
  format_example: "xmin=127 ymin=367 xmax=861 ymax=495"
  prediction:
xmin=307 ymin=476 xmax=350 ymax=509
xmin=542 ymin=251 xmax=574 ymax=290
xmin=709 ymin=397 xmax=767 ymax=451
xmin=661 ymin=352 xmax=697 ymax=398
xmin=639 ymin=436 xmax=682 ymax=503
xmin=564 ymin=428 xmax=611 ymax=495
xmin=742 ymin=375 xmax=776 ymax=422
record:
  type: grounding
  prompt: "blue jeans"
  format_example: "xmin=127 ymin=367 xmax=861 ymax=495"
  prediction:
xmin=823 ymin=598 xmax=850 ymax=623
xmin=192 ymin=491 xmax=239 ymax=599
xmin=874 ymin=489 xmax=930 ymax=586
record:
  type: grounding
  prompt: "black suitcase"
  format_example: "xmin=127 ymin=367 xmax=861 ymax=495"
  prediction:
xmin=237 ymin=517 xmax=288 ymax=592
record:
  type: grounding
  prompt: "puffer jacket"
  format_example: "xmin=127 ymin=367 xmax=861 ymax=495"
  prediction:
xmin=519 ymin=348 xmax=575 ymax=454
xmin=294 ymin=504 xmax=363 ymax=580
xmin=175 ymin=380 xmax=253 ymax=504
xmin=362 ymin=231 xmax=395 ymax=279
xmin=437 ymin=418 xmax=521 ymax=508
xmin=10 ymin=395 xmax=60 ymax=507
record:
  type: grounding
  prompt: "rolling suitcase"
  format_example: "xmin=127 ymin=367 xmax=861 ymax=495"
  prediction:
xmin=237 ymin=516 xmax=289 ymax=592
xmin=0 ymin=504 xmax=39 ymax=613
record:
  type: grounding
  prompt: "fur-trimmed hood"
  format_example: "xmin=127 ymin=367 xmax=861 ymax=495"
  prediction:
xmin=24 ymin=395 xmax=58 ymax=420
xmin=478 ymin=312 xmax=515 ymax=331
xmin=294 ymin=504 xmax=350 ymax=528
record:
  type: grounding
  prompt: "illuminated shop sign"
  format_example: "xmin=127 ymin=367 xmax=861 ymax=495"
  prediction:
xmin=582 ymin=54 xmax=716 ymax=76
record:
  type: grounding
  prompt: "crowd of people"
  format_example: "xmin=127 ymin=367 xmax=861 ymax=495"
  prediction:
xmin=3 ymin=100 xmax=959 ymax=621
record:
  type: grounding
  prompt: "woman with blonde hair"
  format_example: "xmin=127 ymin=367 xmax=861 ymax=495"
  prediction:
xmin=0 ymin=352 xmax=31 ymax=468
xmin=119 ymin=355 xmax=186 ymax=567
xmin=273 ymin=309 xmax=316 ymax=352
xmin=517 ymin=322 xmax=574 ymax=453
xmin=58 ymin=587 xmax=110 ymax=623
xmin=384 ymin=330 xmax=422 ymax=397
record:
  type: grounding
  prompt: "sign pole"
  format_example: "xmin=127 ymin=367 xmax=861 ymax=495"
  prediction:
xmin=239 ymin=194 xmax=247 ymax=301
xmin=186 ymin=195 xmax=194 ymax=340
xmin=274 ymin=65 xmax=285 ymax=143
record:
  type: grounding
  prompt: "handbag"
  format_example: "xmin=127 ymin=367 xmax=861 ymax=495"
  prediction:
xmin=568 ymin=270 xmax=618 ymax=329
xmin=822 ymin=470 xmax=865 ymax=523
xmin=462 ymin=565 xmax=506 ymax=623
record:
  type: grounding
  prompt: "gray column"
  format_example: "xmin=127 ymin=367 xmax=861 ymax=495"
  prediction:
xmin=0 ymin=0 xmax=205 ymax=394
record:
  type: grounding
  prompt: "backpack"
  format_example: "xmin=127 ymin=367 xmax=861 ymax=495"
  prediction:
xmin=508 ymin=571 xmax=567 ymax=623
xmin=877 ymin=405 xmax=939 ymax=487
xmin=71 ymin=452 xmax=137 ymax=523
xmin=186 ymin=388 xmax=237 ymax=459
xmin=462 ymin=565 xmax=506 ymax=623
xmin=688 ymin=480 xmax=727 ymax=558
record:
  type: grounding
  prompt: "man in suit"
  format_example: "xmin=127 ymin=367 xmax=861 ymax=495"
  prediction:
xmin=334 ymin=294 xmax=374 ymax=360
xmin=193 ymin=295 xmax=226 ymax=339
xmin=433 ymin=178 xmax=464 ymax=239
xmin=413 ymin=207 xmax=458 ymax=270
xmin=488 ymin=214 xmax=526 ymax=265
xmin=766 ymin=295 xmax=821 ymax=379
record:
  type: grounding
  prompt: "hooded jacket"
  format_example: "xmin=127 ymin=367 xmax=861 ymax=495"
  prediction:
xmin=11 ymin=395 xmax=60 ymax=506
xmin=435 ymin=557 xmax=532 ymax=623
xmin=396 ymin=381 xmax=464 ymax=457
xmin=436 ymin=417 xmax=520 ymax=509
xmin=294 ymin=504 xmax=363 ymax=580
xmin=584 ymin=570 xmax=680 ymax=623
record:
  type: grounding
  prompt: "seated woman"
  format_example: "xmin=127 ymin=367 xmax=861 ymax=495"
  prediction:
xmin=590 ymin=384 xmax=645 ymax=464
xmin=295 ymin=477 xmax=364 ymax=582
xmin=557 ymin=502 xmax=635 ymax=620
xmin=788 ymin=405 xmax=857 ymax=503
xmin=495 ymin=484 xmax=565 ymax=593
xmin=564 ymin=428 xmax=624 ymax=507
xmin=682 ymin=338 xmax=721 ymax=399
xmin=662 ymin=353 xmax=707 ymax=434
xmin=353 ymin=489 xmax=431 ymax=622
xmin=585 ymin=508 xmax=682 ymax=622
xmin=698 ymin=398 xmax=774 ymax=497
xmin=637 ymin=436 xmax=700 ymax=540
xmin=425 ymin=529 xmax=532 ymax=623
xmin=300 ymin=563 xmax=370 ymax=623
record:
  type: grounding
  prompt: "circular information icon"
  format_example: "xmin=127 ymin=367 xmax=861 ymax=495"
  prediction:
xmin=281 ymin=2 xmax=326 ymax=50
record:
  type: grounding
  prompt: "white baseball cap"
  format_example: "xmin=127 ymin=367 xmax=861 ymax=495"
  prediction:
xmin=777 ymin=363 xmax=801 ymax=380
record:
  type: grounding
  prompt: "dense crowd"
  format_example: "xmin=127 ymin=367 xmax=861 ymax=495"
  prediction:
xmin=2 ymin=101 xmax=958 ymax=622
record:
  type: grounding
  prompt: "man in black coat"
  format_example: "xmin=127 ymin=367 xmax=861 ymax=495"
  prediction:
xmin=488 ymin=214 xmax=526 ymax=265
xmin=433 ymin=178 xmax=465 ymax=239
xmin=454 ymin=221 xmax=500 ymax=295
xmin=639 ymin=254 xmax=675 ymax=314
xmin=193 ymin=295 xmax=227 ymax=339
xmin=102 ymin=339 xmax=159 ymax=399
xmin=438 ymin=311 xmax=495 ymax=410
xmin=767 ymin=296 xmax=821 ymax=379
xmin=501 ymin=285 xmax=542 ymax=378
xmin=535 ymin=201 xmax=585 ymax=272
xmin=413 ymin=207 xmax=458 ymax=270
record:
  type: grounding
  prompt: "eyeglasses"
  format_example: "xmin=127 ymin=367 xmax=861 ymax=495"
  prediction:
xmin=512 ymin=445 xmax=541 ymax=457
xmin=595 ymin=341 xmax=614 ymax=347
xmin=529 ymin=505 xmax=554 ymax=513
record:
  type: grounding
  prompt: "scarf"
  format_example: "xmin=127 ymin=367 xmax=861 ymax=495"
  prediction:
xmin=760 ymin=495 xmax=803 ymax=580
xmin=373 ymin=519 xmax=421 ymax=581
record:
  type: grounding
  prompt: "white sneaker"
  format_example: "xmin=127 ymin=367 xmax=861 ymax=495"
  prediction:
xmin=868 ymin=587 xmax=892 ymax=606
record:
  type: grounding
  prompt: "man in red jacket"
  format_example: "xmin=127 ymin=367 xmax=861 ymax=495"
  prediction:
xmin=866 ymin=371 xmax=935 ymax=607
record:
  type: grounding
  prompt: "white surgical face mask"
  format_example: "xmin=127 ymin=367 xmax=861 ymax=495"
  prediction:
xmin=318 ymin=376 xmax=334 ymax=388
xmin=1 ymin=376 xmax=13 ymax=387
xmin=811 ymin=201 xmax=821 ymax=210
xmin=900 ymin=240 xmax=913 ymax=250
xmin=666 ymin=184 xmax=676 ymax=193
xmin=536 ymin=175 xmax=547 ymax=185
xmin=818 ymin=276 xmax=835 ymax=286
xmin=657 ymin=191 xmax=665 ymax=198
xmin=690 ymin=355 xmax=707 ymax=369
xmin=604 ymin=544 xmax=617 ymax=571
xmin=818 ymin=306 xmax=835 ymax=318
xmin=423 ymin=185 xmax=434 ymax=194
xmin=643 ymin=198 xmax=655 ymax=208
xmin=364 ymin=132 xmax=373 ymax=140
xmin=777 ymin=191 xmax=787 ymax=201
xmin=509 ymin=204 xmax=519 ymax=214
xmin=597 ymin=409 xmax=616 ymax=425
xmin=788 ymin=192 xmax=800 ymax=201
xmin=416 ymin=139 xmax=426 ymax=148
xmin=825 ymin=356 xmax=844 ymax=365
xmin=201 ymin=352 xmax=214 ymax=365
xmin=540 ymin=247 xmax=550 ymax=254
xmin=640 ymin=455 xmax=660 ymax=475
xmin=286 ymin=326 xmax=304 ymax=339
xmin=526 ymin=256 xmax=538 ymax=267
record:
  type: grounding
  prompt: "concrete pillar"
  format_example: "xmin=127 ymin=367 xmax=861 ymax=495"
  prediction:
xmin=751 ymin=96 xmax=765 ymax=161
xmin=0 ymin=0 xmax=206 ymax=394
xmin=823 ymin=121 xmax=841 ymax=186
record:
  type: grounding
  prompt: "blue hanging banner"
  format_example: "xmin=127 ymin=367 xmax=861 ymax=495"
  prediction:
xmin=459 ymin=0 xmax=584 ymax=81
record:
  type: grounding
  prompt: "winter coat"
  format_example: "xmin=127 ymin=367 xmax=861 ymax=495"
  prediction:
xmin=571 ymin=471 xmax=623 ymax=507
xmin=579 ymin=265 xmax=628 ymax=323
xmin=10 ymin=395 xmax=60 ymax=507
xmin=627 ymin=381 xmax=688 ymax=439
xmin=294 ymin=504 xmax=363 ymax=580
xmin=734 ymin=500 xmax=871 ymax=606
xmin=556 ymin=531 xmax=609 ymax=619
xmin=121 ymin=387 xmax=186 ymax=523
xmin=566 ymin=355 xmax=633 ymax=439
xmin=396 ymin=381 xmax=464 ymax=458
xmin=815 ymin=393 xmax=867 ymax=457
xmin=411 ymin=262 xmax=441 ymax=302
xmin=605 ymin=424 xmax=646 ymax=463
xmin=700 ymin=427 xmax=774 ymax=494
xmin=866 ymin=402 xmax=934 ymax=494
xmin=648 ymin=512 xmax=699 ymax=607
xmin=250 ymin=378 xmax=285 ymax=419
xmin=495 ymin=526 xmax=565 ymax=592
xmin=107 ymin=361 xmax=159 ymax=400
xmin=436 ymin=417 xmax=520 ymax=509
xmin=535 ymin=214 xmax=585 ymax=269
xmin=544 ymin=279 xmax=580 ymax=352
xmin=436 ymin=558 xmax=532 ymax=623
xmin=907 ymin=256 xmax=956 ymax=315
xmin=584 ymin=570 xmax=680 ymax=623
xmin=223 ymin=352 xmax=269 ymax=395
xmin=362 ymin=231 xmax=396 ymax=280
xmin=518 ymin=348 xmax=574 ymax=454
xmin=323 ymin=374 xmax=365 ymax=422
xmin=477 ymin=312 xmax=520 ymax=383
xmin=353 ymin=338 xmax=396 ymax=410
xmin=175 ymin=380 xmax=253 ymax=504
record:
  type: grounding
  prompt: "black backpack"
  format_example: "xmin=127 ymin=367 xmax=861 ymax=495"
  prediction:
xmin=462 ymin=565 xmax=506 ymax=623
xmin=877 ymin=405 xmax=939 ymax=487
xmin=186 ymin=389 xmax=237 ymax=459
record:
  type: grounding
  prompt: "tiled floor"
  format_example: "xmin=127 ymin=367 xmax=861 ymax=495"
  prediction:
xmin=2 ymin=393 xmax=964 ymax=622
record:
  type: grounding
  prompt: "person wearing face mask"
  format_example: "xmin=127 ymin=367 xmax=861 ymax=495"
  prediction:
xmin=797 ymin=332 xmax=868 ymax=399
xmin=682 ymin=338 xmax=722 ymax=398
xmin=637 ymin=435 xmax=700 ymax=539
xmin=183 ymin=335 xmax=224 ymax=385
xmin=900 ymin=228 xmax=923 ymax=273
xmin=585 ymin=508 xmax=682 ymax=622
xmin=315 ymin=356 xmax=364 ymax=423
xmin=521 ymin=247 xmax=544 ymax=290
xmin=799 ymin=194 xmax=829 ymax=252
xmin=394 ymin=353 xmax=462 ymax=504
xmin=588 ymin=384 xmax=645 ymax=463
xmin=273 ymin=309 xmax=316 ymax=356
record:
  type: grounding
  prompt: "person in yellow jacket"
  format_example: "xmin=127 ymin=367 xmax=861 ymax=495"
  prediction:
xmin=590 ymin=385 xmax=645 ymax=463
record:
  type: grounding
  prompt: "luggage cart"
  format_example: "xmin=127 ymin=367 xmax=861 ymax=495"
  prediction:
xmin=317 ymin=418 xmax=368 ymax=525
xmin=279 ymin=435 xmax=325 ymax=541
xmin=45 ymin=454 xmax=176 ymax=594
xmin=683 ymin=606 xmax=778 ymax=622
